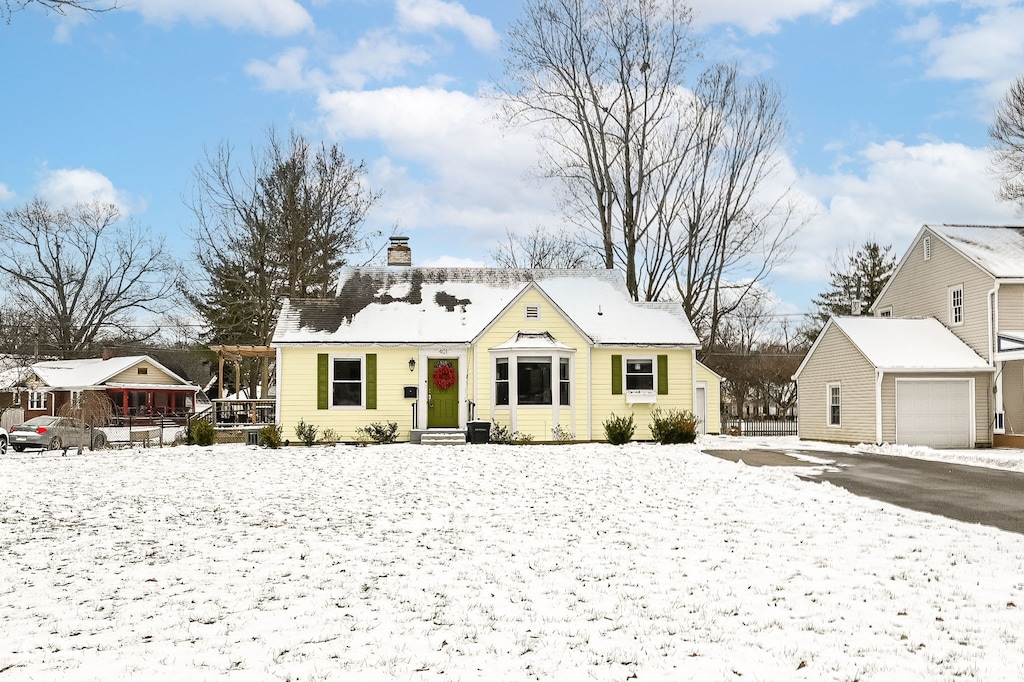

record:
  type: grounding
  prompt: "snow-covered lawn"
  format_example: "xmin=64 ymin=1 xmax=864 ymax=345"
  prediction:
xmin=2 ymin=437 xmax=1024 ymax=681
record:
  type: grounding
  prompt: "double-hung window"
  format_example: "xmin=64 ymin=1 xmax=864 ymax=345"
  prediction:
xmin=625 ymin=358 xmax=655 ymax=392
xmin=495 ymin=358 xmax=510 ymax=406
xmin=332 ymin=357 xmax=363 ymax=407
xmin=827 ymin=383 xmax=841 ymax=427
xmin=29 ymin=390 xmax=47 ymax=411
xmin=949 ymin=284 xmax=964 ymax=326
xmin=493 ymin=354 xmax=572 ymax=407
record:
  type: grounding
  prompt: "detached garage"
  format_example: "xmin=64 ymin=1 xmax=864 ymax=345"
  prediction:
xmin=794 ymin=317 xmax=993 ymax=448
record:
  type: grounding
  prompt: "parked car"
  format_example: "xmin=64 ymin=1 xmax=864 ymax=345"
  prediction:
xmin=10 ymin=416 xmax=107 ymax=452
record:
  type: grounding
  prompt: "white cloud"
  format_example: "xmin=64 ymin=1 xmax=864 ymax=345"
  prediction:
xmin=35 ymin=168 xmax=132 ymax=214
xmin=317 ymin=86 xmax=560 ymax=257
xmin=778 ymin=140 xmax=1018 ymax=290
xmin=247 ymin=47 xmax=327 ymax=92
xmin=327 ymin=31 xmax=433 ymax=89
xmin=396 ymin=0 xmax=501 ymax=51
xmin=130 ymin=0 xmax=314 ymax=36
xmin=0 ymin=182 xmax=16 ymax=203
xmin=688 ymin=0 xmax=872 ymax=34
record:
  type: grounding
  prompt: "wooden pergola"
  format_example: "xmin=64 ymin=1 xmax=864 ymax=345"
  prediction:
xmin=208 ymin=345 xmax=277 ymax=399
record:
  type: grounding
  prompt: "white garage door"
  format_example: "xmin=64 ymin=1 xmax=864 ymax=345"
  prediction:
xmin=896 ymin=379 xmax=972 ymax=448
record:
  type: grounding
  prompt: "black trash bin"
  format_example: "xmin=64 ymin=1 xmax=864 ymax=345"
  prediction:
xmin=467 ymin=420 xmax=491 ymax=444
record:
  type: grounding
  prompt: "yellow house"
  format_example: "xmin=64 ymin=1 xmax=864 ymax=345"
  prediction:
xmin=272 ymin=263 xmax=719 ymax=443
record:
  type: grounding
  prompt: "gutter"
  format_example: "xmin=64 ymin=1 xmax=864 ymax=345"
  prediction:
xmin=875 ymin=369 xmax=883 ymax=445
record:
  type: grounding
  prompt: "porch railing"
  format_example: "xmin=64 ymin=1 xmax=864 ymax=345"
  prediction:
xmin=210 ymin=399 xmax=276 ymax=428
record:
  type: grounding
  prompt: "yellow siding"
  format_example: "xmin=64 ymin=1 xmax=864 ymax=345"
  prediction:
xmin=797 ymin=325 xmax=877 ymax=444
xmin=109 ymin=360 xmax=182 ymax=385
xmin=475 ymin=288 xmax=591 ymax=440
xmin=278 ymin=346 xmax=418 ymax=442
xmin=875 ymin=228 xmax=994 ymax=357
xmin=591 ymin=348 xmax=696 ymax=441
xmin=697 ymin=363 xmax=722 ymax=434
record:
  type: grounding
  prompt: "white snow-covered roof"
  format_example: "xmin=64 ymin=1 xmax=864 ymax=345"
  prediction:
xmin=273 ymin=267 xmax=700 ymax=348
xmin=828 ymin=317 xmax=990 ymax=372
xmin=929 ymin=224 xmax=1024 ymax=278
xmin=31 ymin=356 xmax=195 ymax=389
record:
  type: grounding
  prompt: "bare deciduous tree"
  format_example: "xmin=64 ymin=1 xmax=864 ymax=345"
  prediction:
xmin=187 ymin=127 xmax=380 ymax=396
xmin=0 ymin=198 xmax=176 ymax=358
xmin=3 ymin=0 xmax=116 ymax=22
xmin=990 ymin=75 xmax=1024 ymax=213
xmin=490 ymin=226 xmax=600 ymax=269
xmin=499 ymin=0 xmax=802 ymax=351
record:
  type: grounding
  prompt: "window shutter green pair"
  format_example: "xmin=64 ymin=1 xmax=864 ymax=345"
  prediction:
xmin=317 ymin=353 xmax=377 ymax=409
xmin=610 ymin=354 xmax=668 ymax=395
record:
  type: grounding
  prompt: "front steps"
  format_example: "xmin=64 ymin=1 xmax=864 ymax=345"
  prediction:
xmin=415 ymin=429 xmax=467 ymax=446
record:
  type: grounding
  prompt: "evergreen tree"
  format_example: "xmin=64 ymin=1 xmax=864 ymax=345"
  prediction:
xmin=808 ymin=241 xmax=896 ymax=333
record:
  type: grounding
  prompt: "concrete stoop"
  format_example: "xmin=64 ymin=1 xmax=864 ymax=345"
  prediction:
xmin=417 ymin=429 xmax=467 ymax=446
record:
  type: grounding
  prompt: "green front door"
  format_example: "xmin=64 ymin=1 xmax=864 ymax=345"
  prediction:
xmin=427 ymin=358 xmax=459 ymax=428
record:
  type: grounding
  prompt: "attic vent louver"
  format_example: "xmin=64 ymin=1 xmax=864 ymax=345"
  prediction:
xmin=923 ymin=236 xmax=931 ymax=262
xmin=525 ymin=305 xmax=540 ymax=320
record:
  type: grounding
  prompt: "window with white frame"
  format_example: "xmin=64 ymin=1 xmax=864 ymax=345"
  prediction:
xmin=625 ymin=358 xmax=655 ymax=392
xmin=332 ymin=357 xmax=363 ymax=407
xmin=878 ymin=307 xmax=892 ymax=318
xmin=495 ymin=358 xmax=510 ymax=406
xmin=827 ymin=383 xmax=841 ymax=427
xmin=493 ymin=353 xmax=572 ymax=407
xmin=949 ymin=284 xmax=964 ymax=326
xmin=29 ymin=390 xmax=47 ymax=411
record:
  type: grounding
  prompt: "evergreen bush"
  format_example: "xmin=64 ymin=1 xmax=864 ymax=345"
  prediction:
xmin=649 ymin=408 xmax=699 ymax=444
xmin=355 ymin=421 xmax=399 ymax=444
xmin=189 ymin=419 xmax=216 ymax=447
xmin=603 ymin=413 xmax=636 ymax=445
xmin=259 ymin=424 xmax=283 ymax=448
xmin=295 ymin=419 xmax=318 ymax=446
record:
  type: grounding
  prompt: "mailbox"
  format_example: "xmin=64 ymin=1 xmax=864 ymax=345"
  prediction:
xmin=404 ymin=386 xmax=418 ymax=399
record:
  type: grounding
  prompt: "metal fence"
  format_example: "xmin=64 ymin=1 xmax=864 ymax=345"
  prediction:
xmin=721 ymin=418 xmax=798 ymax=437
xmin=102 ymin=416 xmax=187 ymax=448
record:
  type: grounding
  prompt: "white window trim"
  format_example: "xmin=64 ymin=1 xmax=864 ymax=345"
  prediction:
xmin=491 ymin=350 xmax=575 ymax=411
xmin=949 ymin=283 xmax=964 ymax=327
xmin=877 ymin=306 xmax=893 ymax=318
xmin=28 ymin=389 xmax=47 ymax=411
xmin=624 ymin=355 xmax=657 ymax=402
xmin=826 ymin=382 xmax=841 ymax=428
xmin=330 ymin=355 xmax=365 ymax=410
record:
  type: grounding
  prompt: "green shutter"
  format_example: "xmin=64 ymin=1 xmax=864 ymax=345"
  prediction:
xmin=365 ymin=353 xmax=377 ymax=410
xmin=611 ymin=355 xmax=622 ymax=395
xmin=317 ymin=353 xmax=329 ymax=409
xmin=657 ymin=355 xmax=669 ymax=395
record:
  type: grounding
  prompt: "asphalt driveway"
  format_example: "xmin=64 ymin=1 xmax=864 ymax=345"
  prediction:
xmin=702 ymin=448 xmax=1024 ymax=535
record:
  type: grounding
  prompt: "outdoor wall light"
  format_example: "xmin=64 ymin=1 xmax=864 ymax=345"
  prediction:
xmin=409 ymin=358 xmax=416 ymax=372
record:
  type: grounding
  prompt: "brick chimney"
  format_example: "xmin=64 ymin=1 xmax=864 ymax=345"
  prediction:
xmin=387 ymin=236 xmax=412 ymax=267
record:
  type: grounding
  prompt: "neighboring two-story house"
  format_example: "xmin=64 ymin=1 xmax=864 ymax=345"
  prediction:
xmin=795 ymin=224 xmax=1024 ymax=449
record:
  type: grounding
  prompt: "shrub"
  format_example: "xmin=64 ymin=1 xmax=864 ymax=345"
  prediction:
xmin=551 ymin=425 xmax=574 ymax=442
xmin=320 ymin=428 xmax=341 ymax=444
xmin=259 ymin=424 xmax=283 ymax=448
xmin=295 ymin=419 xmax=318 ymax=447
xmin=603 ymin=413 xmax=636 ymax=445
xmin=649 ymin=408 xmax=700 ymax=444
xmin=490 ymin=422 xmax=532 ymax=445
xmin=189 ymin=418 xmax=216 ymax=447
xmin=355 ymin=421 xmax=399 ymax=444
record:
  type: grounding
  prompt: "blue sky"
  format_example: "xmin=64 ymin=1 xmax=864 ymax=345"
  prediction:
xmin=3 ymin=0 xmax=1023 ymax=318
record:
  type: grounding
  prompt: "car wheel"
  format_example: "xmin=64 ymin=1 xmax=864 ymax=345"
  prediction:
xmin=48 ymin=437 xmax=62 ymax=451
xmin=91 ymin=433 xmax=107 ymax=450
xmin=0 ymin=436 xmax=6 ymax=455
xmin=12 ymin=445 xmax=24 ymax=452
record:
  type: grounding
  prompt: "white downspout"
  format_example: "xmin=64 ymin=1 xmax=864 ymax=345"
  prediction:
xmin=875 ymin=369 xmax=883 ymax=445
